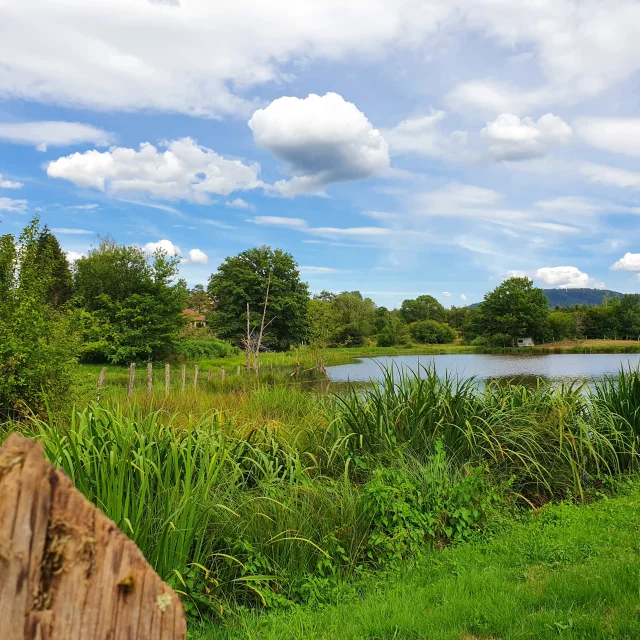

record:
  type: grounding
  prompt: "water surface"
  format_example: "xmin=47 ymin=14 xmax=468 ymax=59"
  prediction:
xmin=327 ymin=354 xmax=640 ymax=385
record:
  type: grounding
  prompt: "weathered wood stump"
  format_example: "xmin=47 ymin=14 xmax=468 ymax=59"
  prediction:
xmin=0 ymin=434 xmax=186 ymax=640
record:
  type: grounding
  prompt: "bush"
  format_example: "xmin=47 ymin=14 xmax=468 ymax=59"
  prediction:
xmin=175 ymin=338 xmax=237 ymax=359
xmin=0 ymin=219 xmax=79 ymax=416
xmin=410 ymin=320 xmax=456 ymax=344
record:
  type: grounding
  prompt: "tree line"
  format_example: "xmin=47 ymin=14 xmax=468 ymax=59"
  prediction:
xmin=3 ymin=218 xmax=639 ymax=412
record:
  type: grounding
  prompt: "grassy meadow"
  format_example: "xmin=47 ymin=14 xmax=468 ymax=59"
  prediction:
xmin=5 ymin=357 xmax=640 ymax=636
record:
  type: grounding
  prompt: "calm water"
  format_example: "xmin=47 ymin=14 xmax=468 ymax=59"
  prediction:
xmin=327 ymin=354 xmax=640 ymax=385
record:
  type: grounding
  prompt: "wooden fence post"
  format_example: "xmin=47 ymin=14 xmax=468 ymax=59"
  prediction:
xmin=193 ymin=365 xmax=199 ymax=389
xmin=207 ymin=369 xmax=213 ymax=382
xmin=221 ymin=367 xmax=225 ymax=382
xmin=181 ymin=364 xmax=186 ymax=394
xmin=147 ymin=362 xmax=153 ymax=396
xmin=97 ymin=367 xmax=107 ymax=388
xmin=0 ymin=434 xmax=186 ymax=639
xmin=165 ymin=363 xmax=170 ymax=396
xmin=128 ymin=363 xmax=135 ymax=399
xmin=237 ymin=365 xmax=241 ymax=376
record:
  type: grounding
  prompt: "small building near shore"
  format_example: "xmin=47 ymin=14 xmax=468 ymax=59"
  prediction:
xmin=516 ymin=337 xmax=535 ymax=347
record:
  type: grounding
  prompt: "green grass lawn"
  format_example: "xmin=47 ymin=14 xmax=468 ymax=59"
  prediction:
xmin=196 ymin=483 xmax=640 ymax=640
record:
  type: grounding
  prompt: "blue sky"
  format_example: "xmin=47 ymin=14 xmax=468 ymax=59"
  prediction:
xmin=2 ymin=0 xmax=640 ymax=308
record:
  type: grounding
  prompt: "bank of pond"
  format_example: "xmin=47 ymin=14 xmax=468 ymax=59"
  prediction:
xmin=3 ymin=364 xmax=640 ymax=629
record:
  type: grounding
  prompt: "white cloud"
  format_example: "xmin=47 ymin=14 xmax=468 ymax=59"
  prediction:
xmin=576 ymin=117 xmax=640 ymax=158
xmin=611 ymin=253 xmax=640 ymax=272
xmin=249 ymin=216 xmax=309 ymax=229
xmin=0 ymin=1 xmax=449 ymax=117
xmin=581 ymin=163 xmax=640 ymax=190
xmin=534 ymin=196 xmax=606 ymax=215
xmin=460 ymin=294 xmax=468 ymax=302
xmin=442 ymin=291 xmax=451 ymax=297
xmin=534 ymin=266 xmax=604 ymax=289
xmin=528 ymin=222 xmax=581 ymax=234
xmin=50 ymin=228 xmax=94 ymax=235
xmin=0 ymin=174 xmax=23 ymax=189
xmin=0 ymin=121 xmax=112 ymax=151
xmin=506 ymin=270 xmax=527 ymax=278
xmin=143 ymin=239 xmax=181 ymax=257
xmin=0 ymin=197 xmax=27 ymax=213
xmin=187 ymin=248 xmax=208 ymax=264
xmin=225 ymin=198 xmax=253 ymax=209
xmin=68 ymin=203 xmax=100 ymax=210
xmin=447 ymin=81 xmax=548 ymax=115
xmin=300 ymin=266 xmax=341 ymax=274
xmin=249 ymin=93 xmax=389 ymax=195
xmin=382 ymin=110 xmax=467 ymax=158
xmin=65 ymin=251 xmax=85 ymax=263
xmin=47 ymin=138 xmax=261 ymax=202
xmin=481 ymin=113 xmax=572 ymax=161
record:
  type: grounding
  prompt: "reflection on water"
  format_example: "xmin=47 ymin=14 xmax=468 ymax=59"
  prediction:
xmin=326 ymin=354 xmax=640 ymax=385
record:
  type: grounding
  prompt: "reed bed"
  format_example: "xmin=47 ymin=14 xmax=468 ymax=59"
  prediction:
xmin=4 ymin=365 xmax=640 ymax=621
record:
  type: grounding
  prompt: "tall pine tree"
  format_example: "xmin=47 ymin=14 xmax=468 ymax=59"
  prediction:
xmin=35 ymin=226 xmax=74 ymax=307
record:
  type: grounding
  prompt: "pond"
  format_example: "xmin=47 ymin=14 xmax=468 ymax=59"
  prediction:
xmin=326 ymin=353 xmax=640 ymax=385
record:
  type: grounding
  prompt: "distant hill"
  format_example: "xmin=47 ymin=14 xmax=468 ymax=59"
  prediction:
xmin=469 ymin=288 xmax=626 ymax=309
xmin=543 ymin=288 xmax=624 ymax=307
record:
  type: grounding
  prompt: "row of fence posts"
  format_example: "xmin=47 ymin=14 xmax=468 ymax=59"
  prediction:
xmin=97 ymin=362 xmax=303 ymax=399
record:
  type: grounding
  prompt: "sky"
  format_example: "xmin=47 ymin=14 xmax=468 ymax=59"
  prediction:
xmin=2 ymin=1 xmax=640 ymax=308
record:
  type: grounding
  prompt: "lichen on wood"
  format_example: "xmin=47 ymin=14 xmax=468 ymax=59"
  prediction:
xmin=0 ymin=434 xmax=186 ymax=640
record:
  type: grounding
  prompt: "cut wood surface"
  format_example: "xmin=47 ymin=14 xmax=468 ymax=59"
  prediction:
xmin=0 ymin=434 xmax=186 ymax=640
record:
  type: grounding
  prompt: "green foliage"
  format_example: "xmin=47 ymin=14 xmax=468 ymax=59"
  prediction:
xmin=0 ymin=219 xmax=79 ymax=415
xmin=176 ymin=338 xmax=237 ymax=360
xmin=308 ymin=298 xmax=339 ymax=350
xmin=400 ymin=295 xmax=446 ymax=324
xmin=74 ymin=239 xmax=187 ymax=363
xmin=35 ymin=225 xmax=74 ymax=307
xmin=208 ymin=246 xmax=309 ymax=349
xmin=410 ymin=319 xmax=455 ymax=344
xmin=197 ymin=482 xmax=640 ymax=639
xmin=332 ymin=291 xmax=377 ymax=345
xmin=377 ymin=313 xmax=410 ymax=347
xmin=478 ymin=277 xmax=549 ymax=343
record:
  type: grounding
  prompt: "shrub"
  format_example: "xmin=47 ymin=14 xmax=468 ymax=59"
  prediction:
xmin=0 ymin=219 xmax=79 ymax=416
xmin=410 ymin=320 xmax=455 ymax=344
xmin=175 ymin=338 xmax=237 ymax=359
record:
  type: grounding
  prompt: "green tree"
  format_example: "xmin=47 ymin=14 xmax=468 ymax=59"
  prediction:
xmin=479 ymin=277 xmax=549 ymax=344
xmin=187 ymin=284 xmax=213 ymax=316
xmin=617 ymin=294 xmax=640 ymax=338
xmin=75 ymin=239 xmax=187 ymax=363
xmin=308 ymin=298 xmax=339 ymax=350
xmin=332 ymin=291 xmax=376 ymax=346
xmin=410 ymin=319 xmax=455 ymax=344
xmin=35 ymin=226 xmax=74 ymax=307
xmin=400 ymin=295 xmax=446 ymax=323
xmin=378 ymin=312 xmax=410 ymax=347
xmin=208 ymin=246 xmax=309 ymax=349
xmin=0 ymin=218 xmax=78 ymax=414
xmin=547 ymin=311 xmax=578 ymax=342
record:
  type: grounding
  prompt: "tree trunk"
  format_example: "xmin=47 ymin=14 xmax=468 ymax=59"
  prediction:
xmin=0 ymin=434 xmax=186 ymax=640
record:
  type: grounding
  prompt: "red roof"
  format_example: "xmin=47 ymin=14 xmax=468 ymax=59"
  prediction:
xmin=183 ymin=308 xmax=206 ymax=322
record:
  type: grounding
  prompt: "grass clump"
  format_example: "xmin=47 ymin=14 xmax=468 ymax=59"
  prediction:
xmin=4 ymin=365 xmax=640 ymax=626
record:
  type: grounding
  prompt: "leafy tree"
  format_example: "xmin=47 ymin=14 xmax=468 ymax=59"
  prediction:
xmin=478 ymin=277 xmax=549 ymax=344
xmin=187 ymin=284 xmax=213 ymax=316
xmin=617 ymin=294 xmax=640 ymax=338
xmin=0 ymin=218 xmax=79 ymax=415
xmin=378 ymin=313 xmax=410 ymax=347
xmin=332 ymin=291 xmax=376 ymax=342
xmin=35 ymin=226 xmax=74 ymax=307
xmin=410 ymin=319 xmax=455 ymax=344
xmin=547 ymin=311 xmax=578 ymax=341
xmin=74 ymin=239 xmax=187 ymax=363
xmin=400 ymin=295 xmax=446 ymax=323
xmin=208 ymin=246 xmax=309 ymax=349
xmin=308 ymin=298 xmax=339 ymax=350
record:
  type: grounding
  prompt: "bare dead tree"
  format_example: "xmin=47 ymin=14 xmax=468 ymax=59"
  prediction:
xmin=254 ymin=273 xmax=271 ymax=371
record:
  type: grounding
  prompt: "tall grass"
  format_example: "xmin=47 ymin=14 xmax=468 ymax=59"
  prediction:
xmin=5 ymin=365 xmax=640 ymax=621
